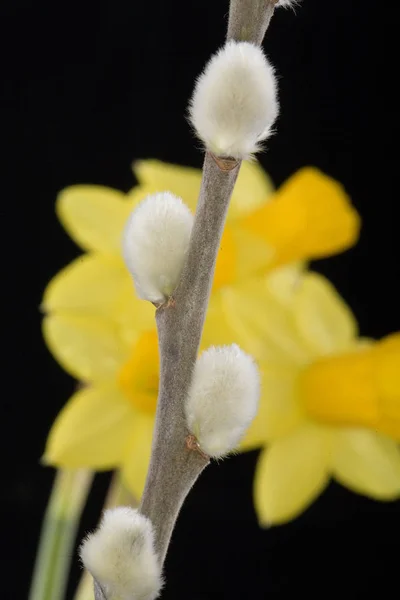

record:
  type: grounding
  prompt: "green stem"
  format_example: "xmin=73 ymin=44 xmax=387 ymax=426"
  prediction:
xmin=29 ymin=469 xmax=94 ymax=600
xmin=73 ymin=471 xmax=135 ymax=600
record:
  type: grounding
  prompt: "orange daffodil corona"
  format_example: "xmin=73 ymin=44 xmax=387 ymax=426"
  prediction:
xmin=43 ymin=159 xmax=365 ymax=508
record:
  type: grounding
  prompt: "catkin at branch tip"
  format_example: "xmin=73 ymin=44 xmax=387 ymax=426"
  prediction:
xmin=189 ymin=41 xmax=279 ymax=159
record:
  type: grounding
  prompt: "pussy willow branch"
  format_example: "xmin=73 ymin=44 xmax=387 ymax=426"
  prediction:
xmin=140 ymin=154 xmax=240 ymax=563
xmin=227 ymin=0 xmax=278 ymax=44
xmin=139 ymin=0 xmax=279 ymax=566
xmin=92 ymin=2 xmax=278 ymax=598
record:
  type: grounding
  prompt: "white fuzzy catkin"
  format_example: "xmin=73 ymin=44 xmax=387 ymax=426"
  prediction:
xmin=185 ymin=344 xmax=260 ymax=458
xmin=188 ymin=41 xmax=279 ymax=159
xmin=80 ymin=507 xmax=162 ymax=600
xmin=122 ymin=192 xmax=193 ymax=304
xmin=276 ymin=0 xmax=299 ymax=7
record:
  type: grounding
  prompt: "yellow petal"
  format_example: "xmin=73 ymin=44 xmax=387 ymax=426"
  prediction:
xmin=226 ymin=229 xmax=305 ymax=284
xmin=332 ymin=429 xmax=400 ymax=500
xmin=229 ymin=159 xmax=274 ymax=219
xmin=56 ymin=185 xmax=134 ymax=253
xmin=42 ymin=253 xmax=129 ymax=315
xmin=264 ymin=262 xmax=306 ymax=306
xmin=133 ymin=160 xmax=202 ymax=212
xmin=241 ymin=167 xmax=360 ymax=267
xmin=117 ymin=330 xmax=159 ymax=414
xmin=228 ymin=226 xmax=275 ymax=281
xmin=42 ymin=253 xmax=155 ymax=342
xmin=121 ymin=413 xmax=154 ymax=499
xmin=293 ymin=272 xmax=358 ymax=356
xmin=125 ymin=183 xmax=157 ymax=206
xmin=254 ymin=424 xmax=331 ymax=525
xmin=202 ymin=292 xmax=237 ymax=348
xmin=223 ymin=277 xmax=311 ymax=366
xmin=43 ymin=314 xmax=130 ymax=383
xmin=44 ymin=385 xmax=135 ymax=469
xmin=116 ymin=302 xmax=156 ymax=350
xmin=241 ymin=365 xmax=305 ymax=449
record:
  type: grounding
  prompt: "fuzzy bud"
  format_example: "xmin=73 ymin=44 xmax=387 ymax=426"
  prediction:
xmin=185 ymin=344 xmax=260 ymax=458
xmin=276 ymin=0 xmax=299 ymax=7
xmin=122 ymin=192 xmax=193 ymax=304
xmin=80 ymin=507 xmax=162 ymax=600
xmin=188 ymin=41 xmax=279 ymax=159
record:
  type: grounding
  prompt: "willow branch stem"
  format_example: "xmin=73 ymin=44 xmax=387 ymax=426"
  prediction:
xmin=93 ymin=1 xmax=279 ymax=596
xmin=139 ymin=153 xmax=240 ymax=563
xmin=138 ymin=0 xmax=279 ymax=571
xmin=227 ymin=0 xmax=277 ymax=44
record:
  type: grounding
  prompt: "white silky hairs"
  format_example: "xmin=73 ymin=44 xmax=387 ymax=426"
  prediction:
xmin=185 ymin=344 xmax=260 ymax=458
xmin=122 ymin=192 xmax=194 ymax=304
xmin=276 ymin=0 xmax=299 ymax=7
xmin=189 ymin=40 xmax=279 ymax=159
xmin=80 ymin=507 xmax=162 ymax=600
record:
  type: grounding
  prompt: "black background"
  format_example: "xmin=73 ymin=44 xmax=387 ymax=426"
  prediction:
xmin=3 ymin=1 xmax=400 ymax=598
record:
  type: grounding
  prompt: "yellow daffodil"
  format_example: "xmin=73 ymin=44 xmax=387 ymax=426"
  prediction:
xmin=42 ymin=159 xmax=359 ymax=498
xmin=228 ymin=271 xmax=400 ymax=525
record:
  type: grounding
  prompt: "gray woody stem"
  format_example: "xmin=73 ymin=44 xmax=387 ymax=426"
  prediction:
xmin=93 ymin=2 xmax=278 ymax=598
xmin=140 ymin=154 xmax=240 ymax=563
xmin=140 ymin=0 xmax=279 ymax=568
xmin=227 ymin=0 xmax=278 ymax=44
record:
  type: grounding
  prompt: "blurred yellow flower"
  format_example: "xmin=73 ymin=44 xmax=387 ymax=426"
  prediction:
xmin=42 ymin=159 xmax=359 ymax=498
xmin=230 ymin=272 xmax=400 ymax=525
